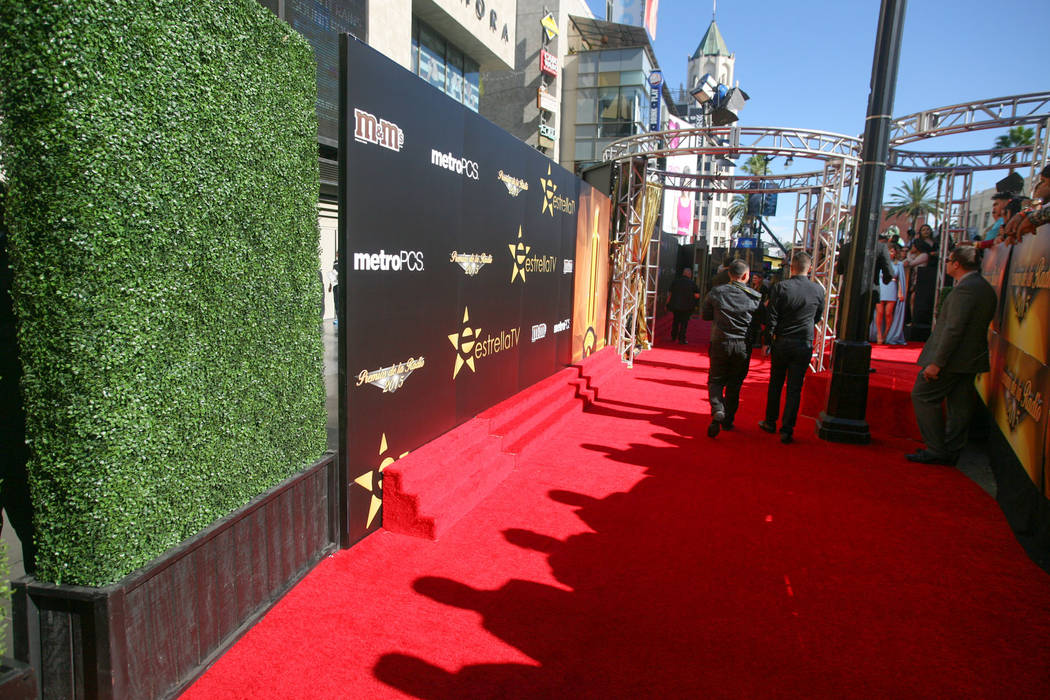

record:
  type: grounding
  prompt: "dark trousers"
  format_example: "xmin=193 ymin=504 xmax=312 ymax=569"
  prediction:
xmin=911 ymin=370 xmax=977 ymax=458
xmin=671 ymin=310 xmax=691 ymax=341
xmin=708 ymin=338 xmax=750 ymax=424
xmin=765 ymin=337 xmax=812 ymax=435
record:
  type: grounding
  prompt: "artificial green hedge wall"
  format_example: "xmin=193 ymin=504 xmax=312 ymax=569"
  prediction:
xmin=0 ymin=0 xmax=326 ymax=586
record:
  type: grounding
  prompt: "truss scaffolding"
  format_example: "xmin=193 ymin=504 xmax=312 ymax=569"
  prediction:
xmin=601 ymin=92 xmax=1050 ymax=371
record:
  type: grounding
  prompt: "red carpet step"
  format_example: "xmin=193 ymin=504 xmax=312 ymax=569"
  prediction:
xmin=384 ymin=347 xmax=622 ymax=539
xmin=802 ymin=342 xmax=924 ymax=441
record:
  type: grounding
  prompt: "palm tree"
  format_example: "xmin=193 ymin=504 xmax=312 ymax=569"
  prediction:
xmin=727 ymin=193 xmax=750 ymax=233
xmin=885 ymin=177 xmax=940 ymax=231
xmin=994 ymin=126 xmax=1035 ymax=165
xmin=741 ymin=154 xmax=773 ymax=176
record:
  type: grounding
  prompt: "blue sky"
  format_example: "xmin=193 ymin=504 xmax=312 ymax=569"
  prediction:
xmin=583 ymin=0 xmax=1049 ymax=234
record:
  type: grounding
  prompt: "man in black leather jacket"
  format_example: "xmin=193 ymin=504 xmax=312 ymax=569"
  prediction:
xmin=701 ymin=259 xmax=761 ymax=438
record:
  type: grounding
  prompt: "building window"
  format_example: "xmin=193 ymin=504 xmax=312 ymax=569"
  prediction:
xmin=412 ymin=17 xmax=480 ymax=112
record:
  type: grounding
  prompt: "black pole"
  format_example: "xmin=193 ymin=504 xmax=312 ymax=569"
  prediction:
xmin=817 ymin=0 xmax=907 ymax=444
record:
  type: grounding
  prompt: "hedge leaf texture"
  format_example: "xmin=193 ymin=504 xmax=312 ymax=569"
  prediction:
xmin=0 ymin=0 xmax=326 ymax=586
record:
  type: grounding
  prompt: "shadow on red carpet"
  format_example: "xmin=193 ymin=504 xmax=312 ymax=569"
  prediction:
xmin=181 ymin=316 xmax=1050 ymax=699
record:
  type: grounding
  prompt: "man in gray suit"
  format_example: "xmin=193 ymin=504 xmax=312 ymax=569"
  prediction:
xmin=908 ymin=245 xmax=997 ymax=465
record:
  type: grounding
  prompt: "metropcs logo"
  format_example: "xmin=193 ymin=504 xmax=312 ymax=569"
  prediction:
xmin=540 ymin=164 xmax=576 ymax=216
xmin=448 ymin=307 xmax=520 ymax=379
xmin=431 ymin=149 xmax=479 ymax=179
xmin=354 ymin=108 xmax=404 ymax=152
xmin=508 ymin=226 xmax=557 ymax=283
xmin=353 ymin=249 xmax=424 ymax=272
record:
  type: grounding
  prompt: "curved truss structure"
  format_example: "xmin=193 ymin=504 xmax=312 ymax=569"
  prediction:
xmin=602 ymin=93 xmax=1050 ymax=371
xmin=604 ymin=126 xmax=861 ymax=369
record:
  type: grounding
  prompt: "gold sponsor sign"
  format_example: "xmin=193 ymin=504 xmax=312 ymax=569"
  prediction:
xmin=356 ymin=357 xmax=425 ymax=393
xmin=450 ymin=251 xmax=493 ymax=276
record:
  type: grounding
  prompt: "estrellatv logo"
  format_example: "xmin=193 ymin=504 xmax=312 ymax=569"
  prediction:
xmin=509 ymin=226 xmax=530 ymax=283
xmin=539 ymin=164 xmax=577 ymax=216
xmin=448 ymin=307 xmax=481 ymax=378
xmin=540 ymin=164 xmax=559 ymax=216
xmin=353 ymin=433 xmax=409 ymax=529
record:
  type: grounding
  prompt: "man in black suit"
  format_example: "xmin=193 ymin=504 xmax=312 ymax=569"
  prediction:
xmin=908 ymin=245 xmax=998 ymax=465
xmin=666 ymin=267 xmax=699 ymax=344
xmin=759 ymin=252 xmax=825 ymax=444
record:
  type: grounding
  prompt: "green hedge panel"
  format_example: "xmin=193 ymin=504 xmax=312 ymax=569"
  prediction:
xmin=0 ymin=0 xmax=327 ymax=586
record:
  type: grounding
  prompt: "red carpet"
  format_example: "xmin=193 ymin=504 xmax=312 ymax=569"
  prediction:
xmin=802 ymin=342 xmax=925 ymax=441
xmin=182 ymin=318 xmax=1050 ymax=699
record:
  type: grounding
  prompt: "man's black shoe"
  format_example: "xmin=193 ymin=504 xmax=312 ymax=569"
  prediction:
xmin=707 ymin=421 xmax=721 ymax=438
xmin=780 ymin=432 xmax=793 ymax=444
xmin=906 ymin=450 xmax=956 ymax=465
xmin=722 ymin=422 xmax=733 ymax=431
xmin=679 ymin=340 xmax=688 ymax=345
xmin=758 ymin=421 xmax=776 ymax=434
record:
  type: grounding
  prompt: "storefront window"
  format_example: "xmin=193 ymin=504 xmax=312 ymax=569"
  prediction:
xmin=464 ymin=57 xmax=480 ymax=112
xmin=412 ymin=18 xmax=479 ymax=112
xmin=447 ymin=46 xmax=464 ymax=103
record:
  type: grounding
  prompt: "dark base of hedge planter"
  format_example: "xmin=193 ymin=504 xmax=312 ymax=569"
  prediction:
xmin=0 ymin=658 xmax=38 ymax=700
xmin=13 ymin=452 xmax=338 ymax=700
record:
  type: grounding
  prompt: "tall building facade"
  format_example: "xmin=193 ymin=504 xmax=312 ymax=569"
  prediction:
xmin=479 ymin=0 xmax=595 ymax=160
xmin=258 ymin=0 xmax=517 ymax=319
xmin=559 ymin=15 xmax=668 ymax=173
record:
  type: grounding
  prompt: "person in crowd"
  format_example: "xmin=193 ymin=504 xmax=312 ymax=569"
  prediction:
xmin=908 ymin=245 xmax=997 ymax=465
xmin=983 ymin=192 xmax=1013 ymax=242
xmin=1004 ymin=164 xmax=1050 ymax=242
xmin=748 ymin=270 xmax=771 ymax=348
xmin=879 ymin=243 xmax=908 ymax=345
xmin=327 ymin=253 xmax=340 ymax=327
xmin=835 ymin=230 xmax=895 ymax=331
xmin=710 ymin=262 xmax=731 ymax=288
xmin=961 ymin=193 xmax=1023 ymax=251
xmin=701 ymin=259 xmax=762 ymax=438
xmin=905 ymin=223 xmax=937 ymax=269
xmin=666 ymin=267 xmax=700 ymax=345
xmin=759 ymin=252 xmax=825 ymax=444
xmin=873 ymin=236 xmax=905 ymax=344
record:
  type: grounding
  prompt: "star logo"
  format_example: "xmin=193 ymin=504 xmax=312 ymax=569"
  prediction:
xmin=540 ymin=164 xmax=558 ymax=216
xmin=353 ymin=433 xmax=408 ymax=529
xmin=508 ymin=226 xmax=531 ymax=283
xmin=448 ymin=307 xmax=481 ymax=378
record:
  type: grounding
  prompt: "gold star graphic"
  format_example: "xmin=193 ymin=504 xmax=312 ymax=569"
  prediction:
xmin=508 ymin=226 xmax=530 ymax=283
xmin=353 ymin=433 xmax=408 ymax=529
xmin=540 ymin=164 xmax=558 ymax=216
xmin=448 ymin=306 xmax=481 ymax=378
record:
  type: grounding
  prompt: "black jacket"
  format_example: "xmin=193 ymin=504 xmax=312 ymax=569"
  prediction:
xmin=667 ymin=275 xmax=698 ymax=312
xmin=767 ymin=275 xmax=825 ymax=344
xmin=702 ymin=281 xmax=762 ymax=344
xmin=836 ymin=238 xmax=894 ymax=292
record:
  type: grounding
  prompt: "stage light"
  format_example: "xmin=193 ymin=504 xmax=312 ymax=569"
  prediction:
xmin=710 ymin=87 xmax=748 ymax=126
xmin=784 ymin=156 xmax=793 ymax=166
xmin=690 ymin=73 xmax=718 ymax=104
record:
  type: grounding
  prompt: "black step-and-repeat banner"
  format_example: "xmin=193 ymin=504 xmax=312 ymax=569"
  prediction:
xmin=338 ymin=36 xmax=610 ymax=543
